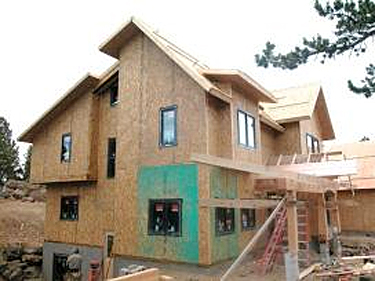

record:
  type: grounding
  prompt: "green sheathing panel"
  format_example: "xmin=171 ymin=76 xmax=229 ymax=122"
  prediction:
xmin=210 ymin=167 xmax=239 ymax=263
xmin=137 ymin=164 xmax=199 ymax=263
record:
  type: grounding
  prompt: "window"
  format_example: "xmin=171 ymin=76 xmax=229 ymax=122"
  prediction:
xmin=104 ymin=233 xmax=114 ymax=257
xmin=160 ymin=106 xmax=177 ymax=147
xmin=237 ymin=110 xmax=256 ymax=148
xmin=216 ymin=208 xmax=235 ymax=235
xmin=306 ymin=133 xmax=320 ymax=153
xmin=241 ymin=209 xmax=256 ymax=230
xmin=61 ymin=133 xmax=72 ymax=163
xmin=148 ymin=199 xmax=182 ymax=236
xmin=107 ymin=138 xmax=116 ymax=178
xmin=60 ymin=196 xmax=78 ymax=221
xmin=110 ymin=83 xmax=119 ymax=106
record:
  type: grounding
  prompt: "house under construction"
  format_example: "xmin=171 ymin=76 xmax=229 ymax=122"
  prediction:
xmin=18 ymin=18 xmax=370 ymax=280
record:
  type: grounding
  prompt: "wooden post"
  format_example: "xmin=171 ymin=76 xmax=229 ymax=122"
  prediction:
xmin=286 ymin=191 xmax=299 ymax=281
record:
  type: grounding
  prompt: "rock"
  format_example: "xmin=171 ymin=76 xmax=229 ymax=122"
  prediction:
xmin=22 ymin=197 xmax=35 ymax=203
xmin=2 ymin=268 xmax=11 ymax=279
xmin=5 ymin=245 xmax=23 ymax=261
xmin=22 ymin=255 xmax=42 ymax=265
xmin=9 ymin=267 xmax=23 ymax=281
xmin=23 ymin=247 xmax=42 ymax=256
xmin=23 ymin=266 xmax=41 ymax=278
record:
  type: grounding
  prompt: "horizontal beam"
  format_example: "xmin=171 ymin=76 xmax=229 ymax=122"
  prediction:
xmin=191 ymin=154 xmax=338 ymax=192
xmin=274 ymin=159 xmax=357 ymax=177
xmin=199 ymin=198 xmax=280 ymax=209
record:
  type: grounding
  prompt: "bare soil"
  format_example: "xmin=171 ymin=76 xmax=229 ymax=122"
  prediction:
xmin=0 ymin=198 xmax=45 ymax=247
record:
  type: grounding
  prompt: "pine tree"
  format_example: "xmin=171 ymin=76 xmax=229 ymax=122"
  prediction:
xmin=0 ymin=117 xmax=20 ymax=185
xmin=255 ymin=0 xmax=375 ymax=97
xmin=22 ymin=145 xmax=32 ymax=181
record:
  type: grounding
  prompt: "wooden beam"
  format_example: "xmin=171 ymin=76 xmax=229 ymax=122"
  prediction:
xmin=199 ymin=198 xmax=280 ymax=209
xmin=274 ymin=159 xmax=358 ymax=177
xmin=287 ymin=191 xmax=299 ymax=256
xmin=220 ymin=197 xmax=286 ymax=281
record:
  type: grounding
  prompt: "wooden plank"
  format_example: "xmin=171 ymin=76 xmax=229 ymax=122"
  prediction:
xmin=299 ymin=263 xmax=321 ymax=280
xmin=341 ymin=255 xmax=375 ymax=261
xmin=199 ymin=198 xmax=280 ymax=209
xmin=220 ymin=197 xmax=286 ymax=281
xmin=108 ymin=268 xmax=159 ymax=281
xmin=274 ymin=159 xmax=358 ymax=177
xmin=191 ymin=153 xmax=338 ymax=191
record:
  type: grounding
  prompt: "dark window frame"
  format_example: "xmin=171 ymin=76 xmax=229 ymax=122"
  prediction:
xmin=107 ymin=138 xmax=116 ymax=178
xmin=306 ymin=133 xmax=320 ymax=153
xmin=148 ymin=198 xmax=182 ymax=237
xmin=109 ymin=82 xmax=119 ymax=107
xmin=215 ymin=207 xmax=235 ymax=236
xmin=60 ymin=196 xmax=79 ymax=221
xmin=237 ymin=110 xmax=256 ymax=149
xmin=60 ymin=133 xmax=72 ymax=163
xmin=159 ymin=105 xmax=177 ymax=147
xmin=241 ymin=208 xmax=256 ymax=231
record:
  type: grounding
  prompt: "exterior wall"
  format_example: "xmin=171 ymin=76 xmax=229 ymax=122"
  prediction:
xmin=30 ymin=91 xmax=97 ymax=183
xmin=260 ymin=123 xmax=279 ymax=164
xmin=274 ymin=122 xmax=302 ymax=155
xmin=44 ymin=183 xmax=104 ymax=247
xmin=339 ymin=190 xmax=375 ymax=233
xmin=299 ymin=111 xmax=323 ymax=154
xmin=206 ymin=94 xmax=232 ymax=159
xmin=231 ymin=88 xmax=262 ymax=164
xmin=43 ymin=241 xmax=102 ymax=281
xmin=137 ymin=164 xmax=199 ymax=263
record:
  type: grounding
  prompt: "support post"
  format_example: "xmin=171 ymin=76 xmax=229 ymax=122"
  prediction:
xmin=286 ymin=191 xmax=299 ymax=281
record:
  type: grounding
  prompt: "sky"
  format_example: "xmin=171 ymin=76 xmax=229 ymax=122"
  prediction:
xmin=1 ymin=0 xmax=374 ymax=160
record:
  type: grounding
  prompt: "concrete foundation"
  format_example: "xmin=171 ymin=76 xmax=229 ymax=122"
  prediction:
xmin=43 ymin=241 xmax=102 ymax=281
xmin=285 ymin=252 xmax=299 ymax=281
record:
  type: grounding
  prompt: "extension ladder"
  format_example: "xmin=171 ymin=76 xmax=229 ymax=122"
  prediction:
xmin=258 ymin=205 xmax=287 ymax=274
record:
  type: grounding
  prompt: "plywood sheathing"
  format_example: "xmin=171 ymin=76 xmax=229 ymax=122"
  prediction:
xmin=29 ymin=89 xmax=99 ymax=184
xmin=261 ymin=83 xmax=334 ymax=140
xmin=19 ymin=74 xmax=100 ymax=143
xmin=206 ymin=94 xmax=233 ymax=159
xmin=113 ymin=32 xmax=209 ymax=258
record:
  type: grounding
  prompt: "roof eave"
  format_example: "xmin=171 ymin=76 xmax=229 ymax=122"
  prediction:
xmin=201 ymin=69 xmax=277 ymax=103
xmin=18 ymin=73 xmax=100 ymax=143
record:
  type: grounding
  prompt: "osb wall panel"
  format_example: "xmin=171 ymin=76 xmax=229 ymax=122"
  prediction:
xmin=112 ymin=33 xmax=209 ymax=257
xmin=299 ymin=111 xmax=323 ymax=154
xmin=339 ymin=190 xmax=375 ymax=233
xmin=198 ymin=164 xmax=211 ymax=265
xmin=206 ymin=94 xmax=232 ymax=158
xmin=44 ymin=183 xmax=102 ymax=247
xmin=231 ymin=88 xmax=262 ymax=164
xmin=30 ymin=91 xmax=96 ymax=183
xmin=274 ymin=122 xmax=302 ymax=155
xmin=260 ymin=123 xmax=279 ymax=164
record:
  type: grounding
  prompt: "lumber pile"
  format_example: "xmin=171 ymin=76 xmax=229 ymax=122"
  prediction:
xmin=107 ymin=267 xmax=174 ymax=281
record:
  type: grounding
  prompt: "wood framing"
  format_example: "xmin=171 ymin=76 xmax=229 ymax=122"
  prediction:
xmin=199 ymin=198 xmax=280 ymax=209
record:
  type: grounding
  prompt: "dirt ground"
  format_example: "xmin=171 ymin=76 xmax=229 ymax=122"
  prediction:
xmin=0 ymin=198 xmax=45 ymax=247
xmin=151 ymin=258 xmax=286 ymax=281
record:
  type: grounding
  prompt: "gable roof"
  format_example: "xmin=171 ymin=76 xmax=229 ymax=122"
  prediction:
xmin=261 ymin=83 xmax=335 ymax=140
xmin=18 ymin=73 xmax=100 ymax=143
xmin=99 ymin=17 xmax=276 ymax=103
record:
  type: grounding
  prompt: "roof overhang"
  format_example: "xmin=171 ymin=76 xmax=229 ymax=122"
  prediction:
xmin=18 ymin=73 xmax=100 ymax=143
xmin=201 ymin=69 xmax=277 ymax=103
xmin=99 ymin=18 xmax=141 ymax=59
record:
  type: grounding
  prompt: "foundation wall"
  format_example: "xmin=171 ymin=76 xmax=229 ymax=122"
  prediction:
xmin=43 ymin=241 xmax=102 ymax=281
